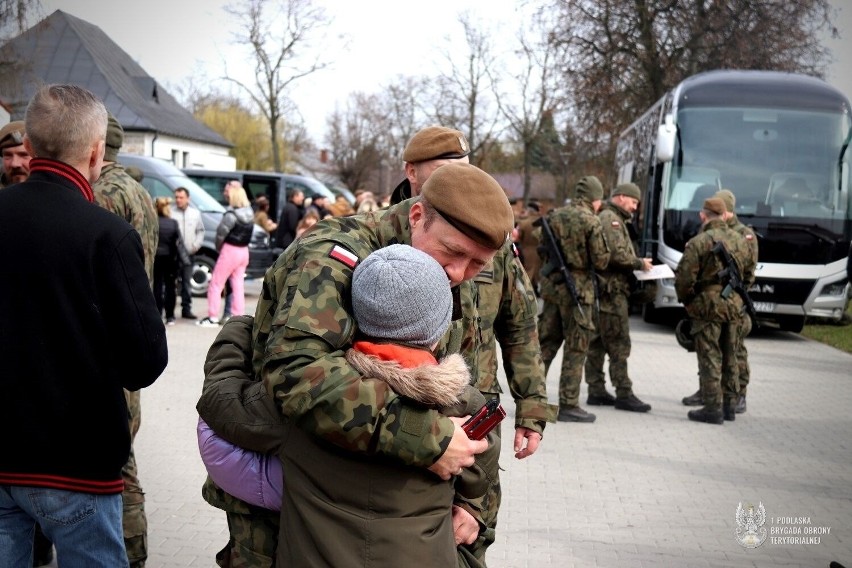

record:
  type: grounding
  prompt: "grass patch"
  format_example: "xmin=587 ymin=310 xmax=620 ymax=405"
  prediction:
xmin=801 ymin=301 xmax=852 ymax=354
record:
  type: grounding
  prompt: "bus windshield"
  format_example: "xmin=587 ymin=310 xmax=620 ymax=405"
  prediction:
xmin=666 ymin=106 xmax=851 ymax=220
xmin=662 ymin=105 xmax=851 ymax=265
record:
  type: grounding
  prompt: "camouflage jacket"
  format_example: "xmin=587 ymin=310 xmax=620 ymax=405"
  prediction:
xmin=728 ymin=215 xmax=759 ymax=287
xmin=675 ymin=219 xmax=754 ymax=322
xmin=93 ymin=163 xmax=158 ymax=285
xmin=470 ymin=243 xmax=556 ymax=432
xmin=252 ymin=199 xmax=479 ymax=468
xmin=540 ymin=198 xmax=610 ymax=306
xmin=597 ymin=201 xmax=643 ymax=303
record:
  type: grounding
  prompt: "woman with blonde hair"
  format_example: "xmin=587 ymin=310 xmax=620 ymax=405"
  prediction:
xmin=198 ymin=182 xmax=254 ymax=326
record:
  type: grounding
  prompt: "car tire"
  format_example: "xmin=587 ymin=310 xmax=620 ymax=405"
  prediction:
xmin=192 ymin=253 xmax=216 ymax=298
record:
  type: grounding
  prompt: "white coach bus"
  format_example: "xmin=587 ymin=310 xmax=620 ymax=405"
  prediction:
xmin=614 ymin=70 xmax=851 ymax=332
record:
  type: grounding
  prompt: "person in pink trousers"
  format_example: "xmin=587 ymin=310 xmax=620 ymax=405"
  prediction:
xmin=198 ymin=181 xmax=253 ymax=326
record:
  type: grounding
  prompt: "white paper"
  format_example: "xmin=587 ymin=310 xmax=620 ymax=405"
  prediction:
xmin=633 ymin=263 xmax=675 ymax=281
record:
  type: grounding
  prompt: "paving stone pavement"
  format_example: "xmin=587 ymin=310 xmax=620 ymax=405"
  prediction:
xmin=49 ymin=280 xmax=851 ymax=567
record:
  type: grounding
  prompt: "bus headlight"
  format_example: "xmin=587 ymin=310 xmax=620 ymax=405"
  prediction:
xmin=819 ymin=280 xmax=848 ymax=297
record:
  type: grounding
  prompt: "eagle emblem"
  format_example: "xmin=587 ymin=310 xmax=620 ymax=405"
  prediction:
xmin=735 ymin=501 xmax=767 ymax=548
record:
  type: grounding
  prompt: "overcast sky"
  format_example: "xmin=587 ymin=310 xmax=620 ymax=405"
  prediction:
xmin=37 ymin=0 xmax=852 ymax=143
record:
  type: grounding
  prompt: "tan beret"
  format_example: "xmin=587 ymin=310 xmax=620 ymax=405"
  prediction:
xmin=574 ymin=176 xmax=604 ymax=201
xmin=104 ymin=113 xmax=124 ymax=161
xmin=0 ymin=121 xmax=25 ymax=150
xmin=703 ymin=197 xmax=726 ymax=216
xmin=714 ymin=189 xmax=735 ymax=213
xmin=612 ymin=182 xmax=641 ymax=201
xmin=403 ymin=126 xmax=470 ymax=163
xmin=420 ymin=162 xmax=512 ymax=250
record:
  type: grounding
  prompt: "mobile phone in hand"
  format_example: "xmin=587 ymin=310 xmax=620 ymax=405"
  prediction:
xmin=462 ymin=398 xmax=506 ymax=440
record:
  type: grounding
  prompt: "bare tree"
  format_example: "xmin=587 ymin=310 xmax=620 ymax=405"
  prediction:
xmin=428 ymin=12 xmax=502 ymax=165
xmin=223 ymin=0 xmax=335 ymax=172
xmin=0 ymin=0 xmax=41 ymax=100
xmin=549 ymin=0 xmax=837 ymax=156
xmin=324 ymin=92 xmax=386 ymax=192
xmin=498 ymin=11 xmax=569 ymax=203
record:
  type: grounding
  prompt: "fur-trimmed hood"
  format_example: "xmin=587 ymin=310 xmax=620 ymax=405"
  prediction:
xmin=345 ymin=348 xmax=469 ymax=408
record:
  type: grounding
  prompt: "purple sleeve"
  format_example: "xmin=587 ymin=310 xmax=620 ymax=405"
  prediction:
xmin=196 ymin=417 xmax=283 ymax=511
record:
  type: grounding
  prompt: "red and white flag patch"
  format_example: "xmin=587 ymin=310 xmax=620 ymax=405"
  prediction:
xmin=328 ymin=245 xmax=358 ymax=268
xmin=611 ymin=221 xmax=621 ymax=228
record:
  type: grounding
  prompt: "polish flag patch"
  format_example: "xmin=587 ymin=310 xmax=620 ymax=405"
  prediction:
xmin=611 ymin=221 xmax=621 ymax=228
xmin=511 ymin=243 xmax=519 ymax=257
xmin=745 ymin=234 xmax=754 ymax=240
xmin=328 ymin=245 xmax=358 ymax=268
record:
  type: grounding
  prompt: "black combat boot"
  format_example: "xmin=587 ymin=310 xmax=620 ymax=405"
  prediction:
xmin=558 ymin=405 xmax=597 ymax=423
xmin=614 ymin=393 xmax=652 ymax=413
xmin=587 ymin=390 xmax=616 ymax=406
xmin=682 ymin=389 xmax=702 ymax=406
xmin=723 ymin=398 xmax=736 ymax=421
xmin=687 ymin=407 xmax=724 ymax=425
xmin=735 ymin=394 xmax=747 ymax=414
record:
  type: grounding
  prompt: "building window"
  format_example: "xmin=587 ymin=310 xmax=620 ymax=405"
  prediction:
xmin=171 ymin=149 xmax=179 ymax=166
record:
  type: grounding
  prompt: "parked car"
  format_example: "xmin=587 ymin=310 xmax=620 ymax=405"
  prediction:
xmin=182 ymin=168 xmax=337 ymax=227
xmin=118 ymin=154 xmax=277 ymax=296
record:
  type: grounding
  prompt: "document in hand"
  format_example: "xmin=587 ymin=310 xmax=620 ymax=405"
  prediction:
xmin=633 ymin=263 xmax=675 ymax=281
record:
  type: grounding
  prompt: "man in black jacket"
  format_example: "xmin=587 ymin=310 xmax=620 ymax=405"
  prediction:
xmin=0 ymin=84 xmax=168 ymax=567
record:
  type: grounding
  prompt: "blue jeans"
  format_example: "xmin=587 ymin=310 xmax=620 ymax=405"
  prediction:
xmin=0 ymin=485 xmax=128 ymax=568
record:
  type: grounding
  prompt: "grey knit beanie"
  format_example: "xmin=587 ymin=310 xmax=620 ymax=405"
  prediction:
xmin=352 ymin=244 xmax=452 ymax=348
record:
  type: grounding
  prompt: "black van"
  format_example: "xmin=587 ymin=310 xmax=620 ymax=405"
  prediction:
xmin=182 ymin=168 xmax=337 ymax=227
xmin=118 ymin=154 xmax=278 ymax=296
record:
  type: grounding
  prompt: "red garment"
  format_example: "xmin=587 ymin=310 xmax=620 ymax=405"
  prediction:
xmin=352 ymin=341 xmax=437 ymax=368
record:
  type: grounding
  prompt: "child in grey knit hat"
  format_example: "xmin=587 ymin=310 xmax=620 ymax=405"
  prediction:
xmin=198 ymin=244 xmax=497 ymax=522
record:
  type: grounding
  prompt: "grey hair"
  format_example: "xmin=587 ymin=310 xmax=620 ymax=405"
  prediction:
xmin=25 ymin=84 xmax=107 ymax=164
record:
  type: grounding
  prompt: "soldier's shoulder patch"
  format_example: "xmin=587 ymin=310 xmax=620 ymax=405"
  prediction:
xmin=511 ymin=243 xmax=519 ymax=257
xmin=328 ymin=244 xmax=359 ymax=268
xmin=611 ymin=220 xmax=621 ymax=228
xmin=745 ymin=233 xmax=754 ymax=240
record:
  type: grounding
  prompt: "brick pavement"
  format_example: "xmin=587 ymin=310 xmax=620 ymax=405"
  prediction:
xmin=48 ymin=280 xmax=851 ymax=567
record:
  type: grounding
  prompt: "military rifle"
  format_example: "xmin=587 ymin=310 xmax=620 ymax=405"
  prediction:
xmin=533 ymin=215 xmax=585 ymax=318
xmin=711 ymin=240 xmax=758 ymax=322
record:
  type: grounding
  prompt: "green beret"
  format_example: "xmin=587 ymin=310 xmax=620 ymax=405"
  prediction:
xmin=104 ymin=113 xmax=124 ymax=161
xmin=714 ymin=189 xmax=735 ymax=213
xmin=403 ymin=126 xmax=470 ymax=163
xmin=703 ymin=197 xmax=726 ymax=216
xmin=612 ymin=182 xmax=641 ymax=201
xmin=420 ymin=162 xmax=512 ymax=250
xmin=0 ymin=121 xmax=25 ymax=150
xmin=574 ymin=176 xmax=604 ymax=201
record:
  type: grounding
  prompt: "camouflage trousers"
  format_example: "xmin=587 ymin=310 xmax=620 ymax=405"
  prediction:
xmin=692 ymin=319 xmax=739 ymax=409
xmin=202 ymin=477 xmax=279 ymax=567
xmin=459 ymin=396 xmax=501 ymax=568
xmin=736 ymin=314 xmax=752 ymax=394
xmin=123 ymin=388 xmax=147 ymax=568
xmin=585 ymin=295 xmax=633 ymax=397
xmin=538 ymin=299 xmax=594 ymax=407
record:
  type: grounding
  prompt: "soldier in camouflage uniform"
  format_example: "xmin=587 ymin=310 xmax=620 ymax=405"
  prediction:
xmin=584 ymin=183 xmax=653 ymax=412
xmin=675 ymin=197 xmax=755 ymax=424
xmin=0 ymin=121 xmax=29 ymax=189
xmin=681 ymin=190 xmax=758 ymax=414
xmin=538 ymin=176 xmax=610 ymax=423
xmin=92 ymin=113 xmax=159 ymax=568
xmin=200 ymin=162 xmax=514 ymax=567
xmin=391 ymin=126 xmax=555 ymax=563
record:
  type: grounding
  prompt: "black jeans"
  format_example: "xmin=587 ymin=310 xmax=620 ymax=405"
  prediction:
xmin=179 ymin=256 xmax=193 ymax=314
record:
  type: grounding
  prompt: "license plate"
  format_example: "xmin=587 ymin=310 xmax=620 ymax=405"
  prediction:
xmin=752 ymin=302 xmax=775 ymax=313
